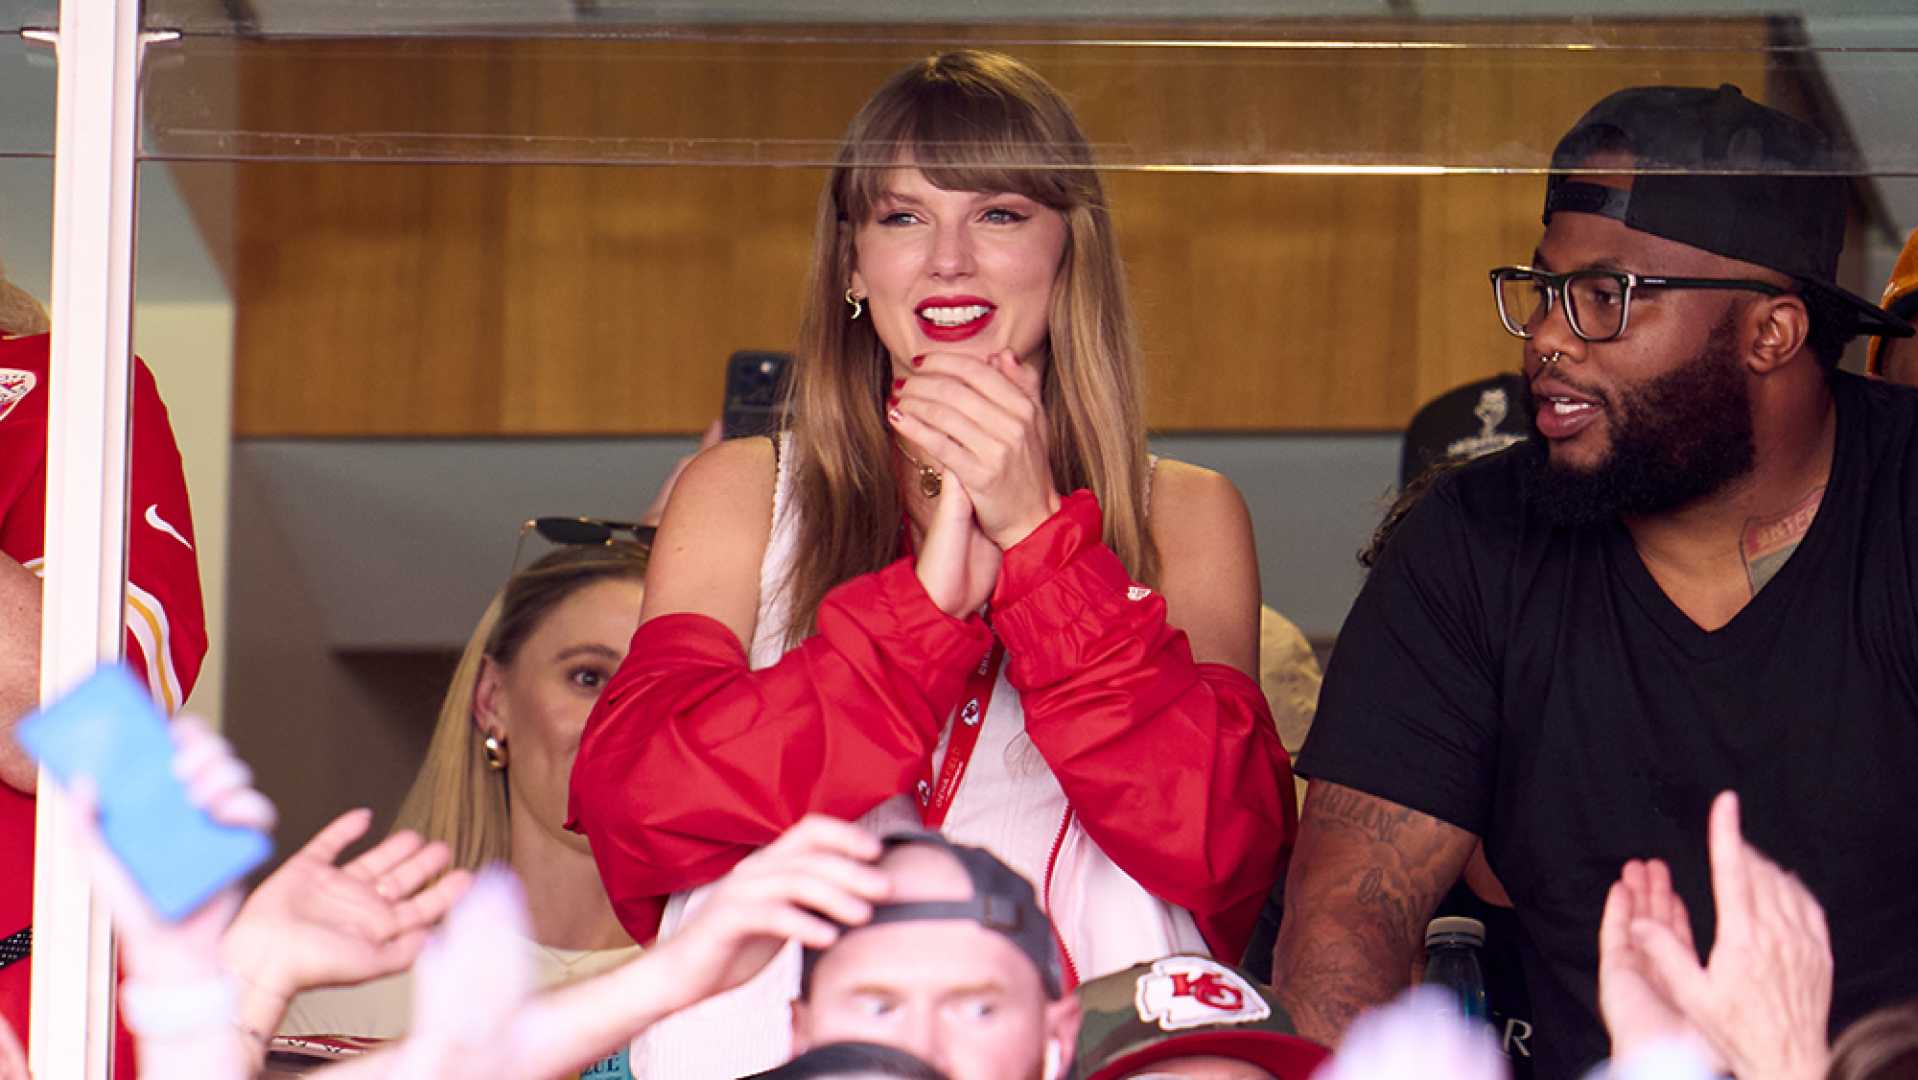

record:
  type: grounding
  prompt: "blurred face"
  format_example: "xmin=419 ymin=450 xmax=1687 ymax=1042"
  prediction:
xmin=793 ymin=847 xmax=1079 ymax=1080
xmin=476 ymin=578 xmax=644 ymax=856
xmin=850 ymin=165 xmax=1068 ymax=379
xmin=1518 ymin=160 xmax=1763 ymax=524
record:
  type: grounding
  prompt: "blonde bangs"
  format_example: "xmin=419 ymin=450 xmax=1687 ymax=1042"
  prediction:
xmin=832 ymin=53 xmax=1098 ymax=228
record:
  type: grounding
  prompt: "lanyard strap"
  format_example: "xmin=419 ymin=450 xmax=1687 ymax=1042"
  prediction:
xmin=916 ymin=638 xmax=1006 ymax=830
xmin=0 ymin=926 xmax=27 ymax=971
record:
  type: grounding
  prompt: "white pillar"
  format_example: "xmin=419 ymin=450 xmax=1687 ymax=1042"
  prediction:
xmin=30 ymin=0 xmax=144 ymax=1075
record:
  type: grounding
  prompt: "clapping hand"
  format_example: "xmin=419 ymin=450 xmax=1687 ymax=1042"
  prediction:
xmin=220 ymin=809 xmax=473 ymax=1043
xmin=1628 ymin=792 xmax=1832 ymax=1080
xmin=319 ymin=816 xmax=892 ymax=1080
xmin=645 ymin=814 xmax=890 ymax=1006
xmin=1599 ymin=853 xmax=1717 ymax=1068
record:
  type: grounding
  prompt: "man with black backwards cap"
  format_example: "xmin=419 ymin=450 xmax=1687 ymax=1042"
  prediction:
xmin=793 ymin=833 xmax=1082 ymax=1080
xmin=1273 ymin=84 xmax=1918 ymax=1078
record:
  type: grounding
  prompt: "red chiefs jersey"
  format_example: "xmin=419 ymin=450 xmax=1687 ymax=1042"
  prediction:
xmin=0 ymin=332 xmax=207 ymax=1073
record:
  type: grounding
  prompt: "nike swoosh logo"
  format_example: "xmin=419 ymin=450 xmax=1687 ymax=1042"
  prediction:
xmin=144 ymin=504 xmax=193 ymax=552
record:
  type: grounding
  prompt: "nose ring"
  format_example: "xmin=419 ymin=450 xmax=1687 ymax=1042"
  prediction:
xmin=1541 ymin=350 xmax=1566 ymax=366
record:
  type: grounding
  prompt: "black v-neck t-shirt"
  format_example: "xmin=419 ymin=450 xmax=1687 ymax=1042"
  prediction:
xmin=1299 ymin=372 xmax=1918 ymax=1078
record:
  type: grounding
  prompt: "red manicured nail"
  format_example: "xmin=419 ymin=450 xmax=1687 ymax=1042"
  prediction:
xmin=887 ymin=394 xmax=899 ymax=408
xmin=910 ymin=355 xmax=925 ymax=368
xmin=892 ymin=377 xmax=906 ymax=389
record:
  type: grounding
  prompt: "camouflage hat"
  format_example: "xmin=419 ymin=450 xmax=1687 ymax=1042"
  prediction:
xmin=1070 ymin=956 xmax=1329 ymax=1080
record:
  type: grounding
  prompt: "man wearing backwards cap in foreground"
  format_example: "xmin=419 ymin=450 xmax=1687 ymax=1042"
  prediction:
xmin=792 ymin=833 xmax=1082 ymax=1080
xmin=1274 ymin=83 xmax=1918 ymax=1078
xmin=1069 ymin=956 xmax=1325 ymax=1080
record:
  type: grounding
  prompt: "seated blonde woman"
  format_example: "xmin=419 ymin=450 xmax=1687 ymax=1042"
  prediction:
xmin=281 ymin=537 xmax=650 ymax=1042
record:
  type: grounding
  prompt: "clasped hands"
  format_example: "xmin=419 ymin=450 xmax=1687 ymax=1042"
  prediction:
xmin=888 ymin=349 xmax=1062 ymax=616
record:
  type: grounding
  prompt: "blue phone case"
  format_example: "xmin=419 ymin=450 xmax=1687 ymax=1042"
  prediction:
xmin=16 ymin=665 xmax=271 ymax=921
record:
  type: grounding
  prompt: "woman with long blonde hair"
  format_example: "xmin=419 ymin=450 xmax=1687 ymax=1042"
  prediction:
xmin=569 ymin=50 xmax=1296 ymax=1076
xmin=281 ymin=540 xmax=650 ymax=1042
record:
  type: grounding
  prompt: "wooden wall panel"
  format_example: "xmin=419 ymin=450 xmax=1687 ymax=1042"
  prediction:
xmin=184 ymin=20 xmax=1786 ymax=436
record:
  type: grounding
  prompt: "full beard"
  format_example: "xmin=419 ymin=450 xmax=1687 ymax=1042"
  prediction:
xmin=1522 ymin=312 xmax=1757 ymax=527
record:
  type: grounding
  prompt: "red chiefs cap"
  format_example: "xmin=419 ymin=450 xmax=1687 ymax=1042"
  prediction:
xmin=1069 ymin=956 xmax=1329 ymax=1080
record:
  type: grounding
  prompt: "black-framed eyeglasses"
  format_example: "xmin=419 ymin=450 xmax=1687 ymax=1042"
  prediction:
xmin=509 ymin=516 xmax=657 ymax=576
xmin=1490 ymin=265 xmax=1787 ymax=344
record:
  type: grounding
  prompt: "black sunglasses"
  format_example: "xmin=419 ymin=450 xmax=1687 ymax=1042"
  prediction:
xmin=509 ymin=516 xmax=657 ymax=575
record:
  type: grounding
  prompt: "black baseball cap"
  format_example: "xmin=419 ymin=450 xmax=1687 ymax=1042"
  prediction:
xmin=800 ymin=831 xmax=1066 ymax=1000
xmin=1543 ymin=83 xmax=1912 ymax=340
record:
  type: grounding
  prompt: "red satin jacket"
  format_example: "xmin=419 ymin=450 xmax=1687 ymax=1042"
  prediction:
xmin=567 ymin=490 xmax=1297 ymax=961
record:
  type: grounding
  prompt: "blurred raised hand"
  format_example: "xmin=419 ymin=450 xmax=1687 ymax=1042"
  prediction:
xmin=1599 ymin=855 xmax=1715 ymax=1069
xmin=1630 ymin=791 xmax=1832 ymax=1080
xmin=321 ymin=815 xmax=890 ymax=1080
xmin=75 ymin=716 xmax=272 ymax=983
xmin=69 ymin=715 xmax=273 ymax=1080
xmin=1314 ymin=986 xmax=1506 ymax=1080
xmin=639 ymin=813 xmax=888 ymax=1003
xmin=220 ymin=808 xmax=473 ymax=1054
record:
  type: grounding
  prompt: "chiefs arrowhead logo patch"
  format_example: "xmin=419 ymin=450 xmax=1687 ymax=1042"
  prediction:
xmin=0 ymin=368 xmax=35 ymax=423
xmin=1133 ymin=957 xmax=1270 ymax=1032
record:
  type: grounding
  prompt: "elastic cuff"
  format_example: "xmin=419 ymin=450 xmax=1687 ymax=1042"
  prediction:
xmin=991 ymin=488 xmax=1101 ymax=611
xmin=869 ymin=556 xmax=994 ymax=670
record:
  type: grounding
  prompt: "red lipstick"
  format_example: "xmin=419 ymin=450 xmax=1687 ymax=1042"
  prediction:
xmin=914 ymin=295 xmax=996 ymax=344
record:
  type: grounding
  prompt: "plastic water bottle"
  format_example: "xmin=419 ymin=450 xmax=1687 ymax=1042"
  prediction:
xmin=1423 ymin=916 xmax=1491 ymax=1022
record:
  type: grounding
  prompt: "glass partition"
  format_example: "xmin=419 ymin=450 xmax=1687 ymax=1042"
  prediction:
xmin=49 ymin=7 xmax=1917 ymax=1065
xmin=135 ymin=23 xmax=1918 ymax=173
xmin=117 ymin=2 xmax=1918 ymax=835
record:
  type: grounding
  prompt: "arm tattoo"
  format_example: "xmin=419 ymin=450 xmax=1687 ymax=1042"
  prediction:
xmin=1311 ymin=785 xmax=1416 ymax=846
xmin=1271 ymin=783 xmax=1474 ymax=1047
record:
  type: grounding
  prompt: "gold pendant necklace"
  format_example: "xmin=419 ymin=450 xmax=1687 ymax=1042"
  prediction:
xmin=897 ymin=443 xmax=943 ymax=499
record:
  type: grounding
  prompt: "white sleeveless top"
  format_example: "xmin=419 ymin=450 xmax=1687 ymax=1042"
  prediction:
xmin=634 ymin=436 xmax=1206 ymax=1078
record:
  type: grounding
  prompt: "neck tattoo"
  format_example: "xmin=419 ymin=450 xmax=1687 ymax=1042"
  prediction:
xmin=1740 ymin=484 xmax=1825 ymax=596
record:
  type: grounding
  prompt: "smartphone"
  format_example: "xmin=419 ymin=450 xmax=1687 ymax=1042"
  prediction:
xmin=16 ymin=664 xmax=271 ymax=920
xmin=722 ymin=350 xmax=793 ymax=439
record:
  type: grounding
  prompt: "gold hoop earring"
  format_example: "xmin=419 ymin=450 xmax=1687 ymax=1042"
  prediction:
xmin=845 ymin=289 xmax=864 ymax=320
xmin=483 ymin=733 xmax=509 ymax=772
